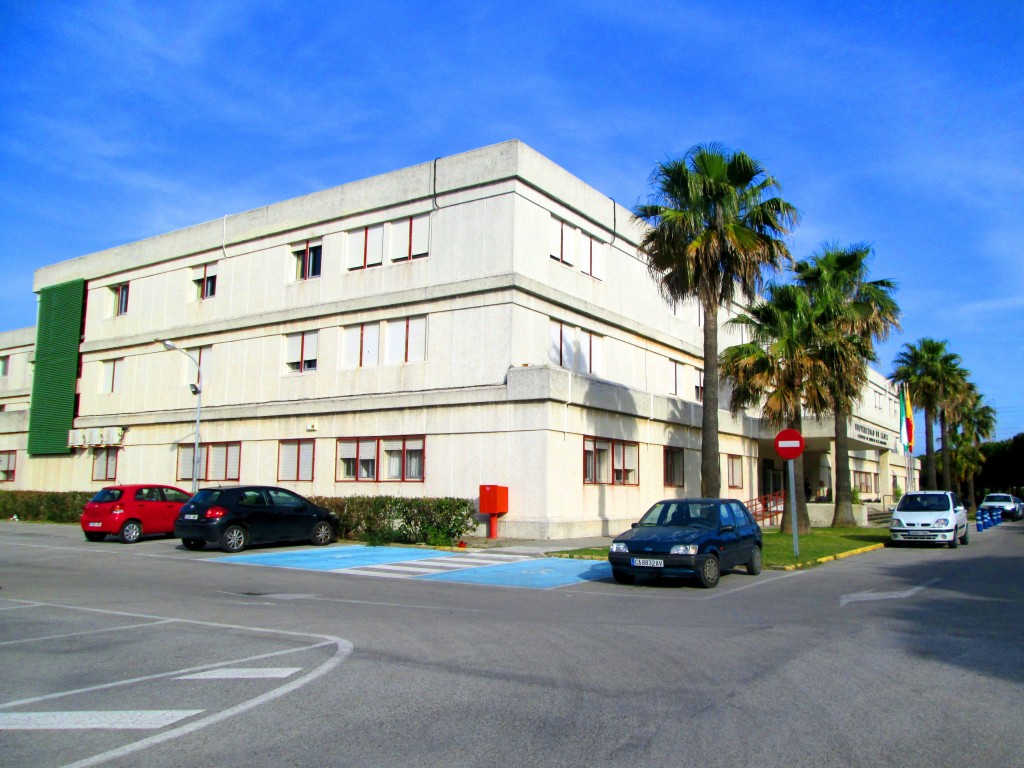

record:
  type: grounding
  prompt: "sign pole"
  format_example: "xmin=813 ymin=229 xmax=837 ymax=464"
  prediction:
xmin=773 ymin=428 xmax=805 ymax=560
xmin=788 ymin=458 xmax=799 ymax=558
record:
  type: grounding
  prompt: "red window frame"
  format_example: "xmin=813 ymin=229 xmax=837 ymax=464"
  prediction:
xmin=583 ymin=437 xmax=639 ymax=486
xmin=336 ymin=436 xmax=426 ymax=483
xmin=295 ymin=241 xmax=322 ymax=280
xmin=113 ymin=283 xmax=130 ymax=316
xmin=92 ymin=447 xmax=118 ymax=481
xmin=278 ymin=439 xmax=315 ymax=482
xmin=0 ymin=450 xmax=15 ymax=482
xmin=664 ymin=446 xmax=685 ymax=487
xmin=177 ymin=442 xmax=241 ymax=482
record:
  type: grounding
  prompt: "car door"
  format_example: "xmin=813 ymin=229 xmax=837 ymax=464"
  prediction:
xmin=716 ymin=502 xmax=742 ymax=569
xmin=951 ymin=493 xmax=967 ymax=535
xmin=266 ymin=488 xmax=314 ymax=541
xmin=729 ymin=501 xmax=758 ymax=562
xmin=235 ymin=488 xmax=277 ymax=543
xmin=132 ymin=487 xmax=163 ymax=533
xmin=159 ymin=487 xmax=192 ymax=533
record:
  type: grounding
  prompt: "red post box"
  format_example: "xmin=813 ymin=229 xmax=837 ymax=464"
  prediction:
xmin=479 ymin=485 xmax=508 ymax=538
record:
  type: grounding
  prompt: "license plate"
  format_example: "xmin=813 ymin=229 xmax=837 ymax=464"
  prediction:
xmin=632 ymin=557 xmax=664 ymax=568
xmin=88 ymin=522 xmax=102 ymax=527
xmin=183 ymin=514 xmax=198 ymax=520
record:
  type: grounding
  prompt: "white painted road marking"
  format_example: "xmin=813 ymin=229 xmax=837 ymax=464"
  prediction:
xmin=840 ymin=577 xmax=941 ymax=607
xmin=0 ymin=710 xmax=202 ymax=730
xmin=177 ymin=667 xmax=302 ymax=680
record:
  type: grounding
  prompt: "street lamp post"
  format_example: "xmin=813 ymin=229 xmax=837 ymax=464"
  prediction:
xmin=161 ymin=340 xmax=202 ymax=495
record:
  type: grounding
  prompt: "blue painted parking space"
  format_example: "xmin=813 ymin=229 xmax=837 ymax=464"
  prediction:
xmin=216 ymin=545 xmax=611 ymax=588
xmin=421 ymin=558 xmax=611 ymax=589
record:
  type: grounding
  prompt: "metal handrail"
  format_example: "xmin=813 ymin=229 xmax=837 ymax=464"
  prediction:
xmin=746 ymin=490 xmax=784 ymax=527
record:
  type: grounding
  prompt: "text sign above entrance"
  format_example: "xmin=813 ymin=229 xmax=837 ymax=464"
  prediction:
xmin=774 ymin=429 xmax=805 ymax=460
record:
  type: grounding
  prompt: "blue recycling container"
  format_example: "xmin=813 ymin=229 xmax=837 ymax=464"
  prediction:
xmin=976 ymin=513 xmax=985 ymax=532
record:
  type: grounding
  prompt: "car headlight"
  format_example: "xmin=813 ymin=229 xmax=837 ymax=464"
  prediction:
xmin=670 ymin=544 xmax=698 ymax=555
xmin=609 ymin=542 xmax=628 ymax=553
xmin=934 ymin=518 xmax=949 ymax=527
xmin=891 ymin=518 xmax=903 ymax=528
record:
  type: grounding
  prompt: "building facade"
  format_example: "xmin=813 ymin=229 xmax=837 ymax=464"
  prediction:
xmin=0 ymin=141 xmax=913 ymax=536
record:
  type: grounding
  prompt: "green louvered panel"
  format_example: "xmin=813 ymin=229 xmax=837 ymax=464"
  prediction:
xmin=28 ymin=279 xmax=85 ymax=455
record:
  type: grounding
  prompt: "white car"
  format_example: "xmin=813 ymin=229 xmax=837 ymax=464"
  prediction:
xmin=890 ymin=490 xmax=969 ymax=548
xmin=979 ymin=493 xmax=1020 ymax=522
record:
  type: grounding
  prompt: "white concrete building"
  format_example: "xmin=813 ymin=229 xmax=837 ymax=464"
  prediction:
xmin=1 ymin=140 xmax=913 ymax=536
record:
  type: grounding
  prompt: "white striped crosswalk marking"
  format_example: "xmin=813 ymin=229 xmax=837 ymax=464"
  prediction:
xmin=337 ymin=552 xmax=534 ymax=579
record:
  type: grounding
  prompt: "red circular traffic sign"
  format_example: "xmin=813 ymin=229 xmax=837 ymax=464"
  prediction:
xmin=774 ymin=429 xmax=805 ymax=460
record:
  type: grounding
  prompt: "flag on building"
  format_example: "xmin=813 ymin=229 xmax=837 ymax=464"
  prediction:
xmin=899 ymin=386 xmax=915 ymax=453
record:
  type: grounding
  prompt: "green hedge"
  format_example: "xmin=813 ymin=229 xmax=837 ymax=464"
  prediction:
xmin=308 ymin=495 xmax=477 ymax=546
xmin=0 ymin=490 xmax=93 ymax=523
xmin=1 ymin=490 xmax=478 ymax=547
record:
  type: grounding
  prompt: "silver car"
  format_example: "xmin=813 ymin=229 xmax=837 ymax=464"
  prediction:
xmin=890 ymin=490 xmax=969 ymax=548
xmin=979 ymin=493 xmax=1019 ymax=522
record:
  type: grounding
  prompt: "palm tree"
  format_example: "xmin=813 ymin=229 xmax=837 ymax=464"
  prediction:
xmin=891 ymin=338 xmax=964 ymax=490
xmin=634 ymin=144 xmax=798 ymax=496
xmin=720 ymin=283 xmax=850 ymax=534
xmin=937 ymin=362 xmax=971 ymax=491
xmin=948 ymin=384 xmax=995 ymax=508
xmin=794 ymin=244 xmax=900 ymax=527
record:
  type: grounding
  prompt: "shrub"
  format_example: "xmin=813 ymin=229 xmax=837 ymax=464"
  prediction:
xmin=311 ymin=494 xmax=477 ymax=546
xmin=0 ymin=491 xmax=93 ymax=523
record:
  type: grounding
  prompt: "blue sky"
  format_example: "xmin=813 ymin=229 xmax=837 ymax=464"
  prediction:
xmin=2 ymin=0 xmax=1022 ymax=439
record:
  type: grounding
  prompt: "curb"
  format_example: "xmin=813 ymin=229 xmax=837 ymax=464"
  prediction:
xmin=770 ymin=543 xmax=886 ymax=571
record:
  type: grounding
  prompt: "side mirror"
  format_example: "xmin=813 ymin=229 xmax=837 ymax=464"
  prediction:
xmin=631 ymin=522 xmax=639 ymax=528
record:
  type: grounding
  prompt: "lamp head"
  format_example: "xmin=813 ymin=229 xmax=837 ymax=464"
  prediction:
xmin=162 ymin=340 xmax=177 ymax=351
xmin=189 ymin=383 xmax=200 ymax=396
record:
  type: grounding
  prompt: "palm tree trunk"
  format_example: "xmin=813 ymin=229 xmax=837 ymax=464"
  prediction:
xmin=700 ymin=303 xmax=721 ymax=497
xmin=831 ymin=406 xmax=856 ymax=527
xmin=940 ymin=408 xmax=952 ymax=490
xmin=924 ymin=406 xmax=937 ymax=490
xmin=967 ymin=471 xmax=977 ymax=513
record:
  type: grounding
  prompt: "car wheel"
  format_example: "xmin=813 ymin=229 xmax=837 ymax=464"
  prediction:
xmin=119 ymin=520 xmax=142 ymax=544
xmin=310 ymin=521 xmax=333 ymax=546
xmin=84 ymin=532 xmax=105 ymax=542
xmin=960 ymin=525 xmax=970 ymax=546
xmin=948 ymin=528 xmax=959 ymax=549
xmin=746 ymin=546 xmax=762 ymax=576
xmin=219 ymin=525 xmax=248 ymax=553
xmin=611 ymin=568 xmax=635 ymax=585
xmin=182 ymin=538 xmax=206 ymax=551
xmin=698 ymin=555 xmax=720 ymax=588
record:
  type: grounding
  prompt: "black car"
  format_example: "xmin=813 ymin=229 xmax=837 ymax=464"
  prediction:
xmin=608 ymin=498 xmax=762 ymax=588
xmin=174 ymin=485 xmax=338 ymax=553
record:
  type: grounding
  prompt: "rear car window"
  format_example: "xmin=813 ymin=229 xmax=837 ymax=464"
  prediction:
xmin=90 ymin=489 xmax=123 ymax=503
xmin=985 ymin=495 xmax=1012 ymax=503
xmin=190 ymin=489 xmax=223 ymax=504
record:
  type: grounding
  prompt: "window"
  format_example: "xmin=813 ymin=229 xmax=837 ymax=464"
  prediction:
xmin=385 ymin=317 xmax=427 ymax=364
xmin=279 ymin=439 xmax=314 ymax=481
xmin=342 ymin=323 xmax=380 ymax=368
xmin=112 ymin=283 xmax=130 ymax=316
xmin=177 ymin=442 xmax=241 ymax=482
xmin=549 ymin=321 xmax=603 ymax=375
xmin=853 ymin=471 xmax=873 ymax=494
xmin=549 ymin=217 xmax=606 ymax=280
xmin=695 ymin=369 xmax=704 ymax=403
xmin=664 ymin=447 xmax=685 ymax=487
xmin=101 ymin=359 xmax=123 ymax=393
xmin=389 ymin=215 xmax=429 ymax=262
xmin=92 ymin=448 xmax=118 ymax=481
xmin=0 ymin=450 xmax=15 ymax=482
xmin=346 ymin=224 xmax=384 ymax=270
xmin=584 ymin=437 xmax=638 ymax=485
xmin=286 ymin=331 xmax=318 ymax=372
xmin=192 ymin=263 xmax=218 ymax=299
xmin=337 ymin=437 xmax=424 ymax=482
xmin=0 ymin=355 xmax=9 ymax=377
xmin=727 ymin=454 xmax=743 ymax=488
xmin=293 ymin=241 xmax=322 ymax=280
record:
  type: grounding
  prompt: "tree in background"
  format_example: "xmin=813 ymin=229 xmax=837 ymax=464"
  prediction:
xmin=891 ymin=338 xmax=965 ymax=490
xmin=635 ymin=144 xmax=798 ymax=496
xmin=794 ymin=243 xmax=900 ymax=527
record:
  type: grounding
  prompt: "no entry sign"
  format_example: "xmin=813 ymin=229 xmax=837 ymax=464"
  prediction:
xmin=774 ymin=429 xmax=804 ymax=460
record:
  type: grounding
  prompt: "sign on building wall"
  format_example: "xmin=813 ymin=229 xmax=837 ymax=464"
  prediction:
xmin=851 ymin=420 xmax=890 ymax=448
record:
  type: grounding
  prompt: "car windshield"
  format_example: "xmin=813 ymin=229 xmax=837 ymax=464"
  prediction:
xmin=897 ymin=494 xmax=951 ymax=512
xmin=90 ymin=489 xmax=122 ymax=503
xmin=637 ymin=501 xmax=716 ymax=528
xmin=984 ymin=495 xmax=1011 ymax=503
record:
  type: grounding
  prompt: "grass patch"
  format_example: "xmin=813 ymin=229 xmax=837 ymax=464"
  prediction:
xmin=548 ymin=526 xmax=890 ymax=569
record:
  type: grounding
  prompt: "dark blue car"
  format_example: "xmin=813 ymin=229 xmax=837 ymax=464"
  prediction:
xmin=607 ymin=498 xmax=763 ymax=588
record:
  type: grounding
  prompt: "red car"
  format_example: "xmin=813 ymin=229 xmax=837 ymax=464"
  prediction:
xmin=81 ymin=485 xmax=193 ymax=543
